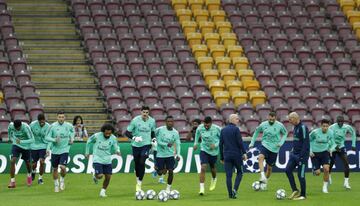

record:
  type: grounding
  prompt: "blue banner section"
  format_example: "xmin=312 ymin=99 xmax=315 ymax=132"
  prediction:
xmin=0 ymin=141 xmax=358 ymax=173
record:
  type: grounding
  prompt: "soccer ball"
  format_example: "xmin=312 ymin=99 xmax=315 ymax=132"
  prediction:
xmin=157 ymin=190 xmax=169 ymax=202
xmin=169 ymin=190 xmax=180 ymax=200
xmin=252 ymin=181 xmax=261 ymax=191
xmin=276 ymin=189 xmax=286 ymax=200
xmin=146 ymin=189 xmax=157 ymax=200
xmin=260 ymin=182 xmax=267 ymax=191
xmin=135 ymin=190 xmax=145 ymax=200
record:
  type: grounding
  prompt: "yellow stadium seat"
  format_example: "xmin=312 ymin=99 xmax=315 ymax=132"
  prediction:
xmin=231 ymin=91 xmax=248 ymax=107
xmin=238 ymin=69 xmax=254 ymax=81
xmin=354 ymin=22 xmax=360 ymax=39
xmin=172 ymin=0 xmax=187 ymax=10
xmin=197 ymin=56 xmax=213 ymax=72
xmin=205 ymin=0 xmax=221 ymax=11
xmin=209 ymin=44 xmax=225 ymax=58
xmin=193 ymin=9 xmax=209 ymax=23
xmin=243 ymin=79 xmax=260 ymax=91
xmin=176 ymin=9 xmax=192 ymax=23
xmin=192 ymin=44 xmax=208 ymax=59
xmin=199 ymin=21 xmax=215 ymax=36
xmin=227 ymin=45 xmax=243 ymax=58
xmin=209 ymin=79 xmax=225 ymax=93
xmin=347 ymin=10 xmax=360 ymax=25
xmin=186 ymin=32 xmax=203 ymax=48
xmin=249 ymin=91 xmax=266 ymax=107
xmin=204 ymin=33 xmax=220 ymax=47
xmin=188 ymin=0 xmax=204 ymax=12
xmin=203 ymin=69 xmax=219 ymax=84
xmin=216 ymin=21 xmax=232 ymax=34
xmin=357 ymin=0 xmax=360 ymax=9
xmin=215 ymin=56 xmax=231 ymax=71
xmin=210 ymin=10 xmax=226 ymax=23
xmin=0 ymin=91 xmax=3 ymax=103
xmin=221 ymin=32 xmax=237 ymax=48
xmin=340 ymin=0 xmax=356 ymax=14
xmin=220 ymin=69 xmax=237 ymax=81
xmin=213 ymin=90 xmax=230 ymax=107
xmin=182 ymin=21 xmax=198 ymax=35
xmin=232 ymin=57 xmax=249 ymax=71
xmin=225 ymin=80 xmax=242 ymax=94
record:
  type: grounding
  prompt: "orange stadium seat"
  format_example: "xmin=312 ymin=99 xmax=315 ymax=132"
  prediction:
xmin=226 ymin=80 xmax=242 ymax=94
xmin=203 ymin=69 xmax=219 ymax=84
xmin=193 ymin=9 xmax=209 ymax=23
xmin=210 ymin=44 xmax=226 ymax=58
xmin=172 ymin=0 xmax=187 ymax=10
xmin=192 ymin=44 xmax=208 ymax=59
xmin=213 ymin=90 xmax=230 ymax=107
xmin=197 ymin=56 xmax=213 ymax=71
xmin=231 ymin=91 xmax=248 ymax=106
xmin=199 ymin=21 xmax=215 ymax=35
xmin=215 ymin=56 xmax=231 ymax=71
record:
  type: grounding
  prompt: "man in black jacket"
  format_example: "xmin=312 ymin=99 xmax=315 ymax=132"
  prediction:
xmin=219 ymin=114 xmax=247 ymax=199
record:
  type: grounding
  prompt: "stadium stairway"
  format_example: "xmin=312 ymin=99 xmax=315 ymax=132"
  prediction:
xmin=7 ymin=0 xmax=110 ymax=135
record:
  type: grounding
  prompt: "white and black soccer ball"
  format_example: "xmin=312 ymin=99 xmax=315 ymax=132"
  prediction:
xmin=276 ymin=189 xmax=286 ymax=200
xmin=260 ymin=182 xmax=267 ymax=191
xmin=169 ymin=190 xmax=180 ymax=200
xmin=252 ymin=181 xmax=261 ymax=191
xmin=135 ymin=190 xmax=145 ymax=200
xmin=146 ymin=189 xmax=156 ymax=200
xmin=157 ymin=190 xmax=169 ymax=202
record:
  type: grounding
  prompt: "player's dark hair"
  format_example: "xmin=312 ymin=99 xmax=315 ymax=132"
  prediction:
xmin=37 ymin=113 xmax=45 ymax=121
xmin=337 ymin=115 xmax=344 ymax=121
xmin=101 ymin=123 xmax=115 ymax=133
xmin=269 ymin=111 xmax=276 ymax=117
xmin=14 ymin=120 xmax=22 ymax=128
xmin=204 ymin=116 xmax=212 ymax=124
xmin=165 ymin=115 xmax=173 ymax=120
xmin=141 ymin=105 xmax=150 ymax=111
xmin=192 ymin=118 xmax=201 ymax=124
xmin=57 ymin=110 xmax=65 ymax=115
xmin=321 ymin=119 xmax=330 ymax=125
xmin=72 ymin=115 xmax=84 ymax=125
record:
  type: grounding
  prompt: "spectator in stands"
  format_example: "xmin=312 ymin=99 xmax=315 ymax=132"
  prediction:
xmin=73 ymin=116 xmax=88 ymax=141
xmin=186 ymin=118 xmax=201 ymax=141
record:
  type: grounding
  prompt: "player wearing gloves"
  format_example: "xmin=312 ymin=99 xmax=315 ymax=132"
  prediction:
xmin=125 ymin=106 xmax=156 ymax=191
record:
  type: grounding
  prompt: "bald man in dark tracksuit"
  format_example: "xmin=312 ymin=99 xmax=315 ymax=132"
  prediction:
xmin=219 ymin=114 xmax=247 ymax=199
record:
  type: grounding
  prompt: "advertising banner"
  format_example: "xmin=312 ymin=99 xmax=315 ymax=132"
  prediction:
xmin=0 ymin=141 xmax=358 ymax=174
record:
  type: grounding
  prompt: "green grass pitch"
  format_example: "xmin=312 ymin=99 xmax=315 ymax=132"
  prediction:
xmin=1 ymin=172 xmax=359 ymax=206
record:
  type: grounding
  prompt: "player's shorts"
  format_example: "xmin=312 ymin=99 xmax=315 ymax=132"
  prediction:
xmin=93 ymin=163 xmax=112 ymax=175
xmin=331 ymin=147 xmax=347 ymax=163
xmin=11 ymin=145 xmax=30 ymax=161
xmin=200 ymin=151 xmax=217 ymax=165
xmin=259 ymin=145 xmax=278 ymax=166
xmin=156 ymin=157 xmax=175 ymax=170
xmin=31 ymin=149 xmax=47 ymax=162
xmin=153 ymin=150 xmax=158 ymax=168
xmin=132 ymin=145 xmax=151 ymax=159
xmin=51 ymin=153 xmax=69 ymax=168
xmin=311 ymin=151 xmax=330 ymax=170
